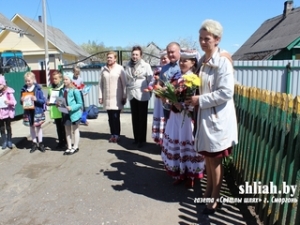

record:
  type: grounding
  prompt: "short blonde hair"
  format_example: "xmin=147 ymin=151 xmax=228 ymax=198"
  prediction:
xmin=200 ymin=19 xmax=223 ymax=38
xmin=24 ymin=71 xmax=36 ymax=82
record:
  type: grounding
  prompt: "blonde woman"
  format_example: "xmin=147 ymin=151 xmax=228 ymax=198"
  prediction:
xmin=99 ymin=51 xmax=127 ymax=143
xmin=188 ymin=19 xmax=238 ymax=214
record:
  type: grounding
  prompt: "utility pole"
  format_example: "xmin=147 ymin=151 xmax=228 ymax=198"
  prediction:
xmin=42 ymin=0 xmax=50 ymax=86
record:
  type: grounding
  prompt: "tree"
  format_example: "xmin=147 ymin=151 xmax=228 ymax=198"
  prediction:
xmin=80 ymin=40 xmax=111 ymax=62
xmin=177 ymin=37 xmax=200 ymax=51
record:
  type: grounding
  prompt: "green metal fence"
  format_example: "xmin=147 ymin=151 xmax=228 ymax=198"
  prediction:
xmin=233 ymin=85 xmax=300 ymax=224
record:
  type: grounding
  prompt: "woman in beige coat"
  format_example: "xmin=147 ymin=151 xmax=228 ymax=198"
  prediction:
xmin=99 ymin=51 xmax=127 ymax=143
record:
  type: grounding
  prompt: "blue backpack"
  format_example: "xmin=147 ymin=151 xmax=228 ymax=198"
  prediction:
xmin=86 ymin=104 xmax=99 ymax=119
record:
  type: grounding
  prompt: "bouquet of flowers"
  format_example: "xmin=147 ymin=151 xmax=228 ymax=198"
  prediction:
xmin=143 ymin=66 xmax=162 ymax=92
xmin=153 ymin=73 xmax=201 ymax=126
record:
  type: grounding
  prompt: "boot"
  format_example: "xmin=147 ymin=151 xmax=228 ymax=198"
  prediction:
xmin=7 ymin=133 xmax=12 ymax=149
xmin=1 ymin=134 xmax=7 ymax=150
xmin=30 ymin=142 xmax=37 ymax=153
xmin=39 ymin=142 xmax=45 ymax=153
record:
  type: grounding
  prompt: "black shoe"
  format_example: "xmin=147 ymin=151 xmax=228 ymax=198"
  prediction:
xmin=69 ymin=148 xmax=79 ymax=155
xmin=132 ymin=141 xmax=138 ymax=145
xmin=30 ymin=143 xmax=38 ymax=153
xmin=63 ymin=149 xmax=71 ymax=155
xmin=39 ymin=143 xmax=46 ymax=152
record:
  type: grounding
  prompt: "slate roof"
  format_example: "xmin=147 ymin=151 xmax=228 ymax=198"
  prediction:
xmin=232 ymin=6 xmax=300 ymax=60
xmin=13 ymin=14 xmax=89 ymax=57
xmin=0 ymin=13 xmax=24 ymax=33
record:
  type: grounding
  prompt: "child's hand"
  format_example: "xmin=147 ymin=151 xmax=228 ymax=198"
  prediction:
xmin=67 ymin=106 xmax=72 ymax=111
xmin=46 ymin=100 xmax=50 ymax=106
xmin=4 ymin=100 xmax=8 ymax=105
xmin=31 ymin=96 xmax=37 ymax=101
xmin=21 ymin=97 xmax=24 ymax=102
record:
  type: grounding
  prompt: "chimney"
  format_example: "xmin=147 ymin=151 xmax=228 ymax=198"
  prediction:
xmin=38 ymin=16 xmax=42 ymax=22
xmin=283 ymin=1 xmax=293 ymax=17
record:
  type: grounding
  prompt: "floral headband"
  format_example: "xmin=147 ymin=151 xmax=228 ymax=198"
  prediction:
xmin=180 ymin=49 xmax=201 ymax=61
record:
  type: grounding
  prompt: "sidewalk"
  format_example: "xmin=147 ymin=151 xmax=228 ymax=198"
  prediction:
xmin=0 ymin=112 xmax=260 ymax=224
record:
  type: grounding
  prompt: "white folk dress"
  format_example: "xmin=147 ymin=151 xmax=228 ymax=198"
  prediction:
xmin=161 ymin=71 xmax=205 ymax=180
xmin=151 ymin=96 xmax=165 ymax=145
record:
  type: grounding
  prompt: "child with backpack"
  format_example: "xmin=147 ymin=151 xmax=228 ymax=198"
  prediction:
xmin=21 ymin=72 xmax=46 ymax=153
xmin=0 ymin=76 xmax=16 ymax=149
xmin=59 ymin=72 xmax=82 ymax=155
xmin=47 ymin=70 xmax=66 ymax=149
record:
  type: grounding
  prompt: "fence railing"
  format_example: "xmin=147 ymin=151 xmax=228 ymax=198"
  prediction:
xmin=233 ymin=84 xmax=300 ymax=225
xmin=234 ymin=60 xmax=300 ymax=97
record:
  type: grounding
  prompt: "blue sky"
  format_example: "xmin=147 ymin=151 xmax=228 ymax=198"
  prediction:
xmin=0 ymin=0 xmax=299 ymax=55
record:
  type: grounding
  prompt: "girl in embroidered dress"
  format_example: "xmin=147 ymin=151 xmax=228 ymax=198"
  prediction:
xmin=161 ymin=50 xmax=205 ymax=188
xmin=150 ymin=50 xmax=170 ymax=145
xmin=21 ymin=72 xmax=46 ymax=153
xmin=59 ymin=73 xmax=83 ymax=155
xmin=0 ymin=76 xmax=16 ymax=149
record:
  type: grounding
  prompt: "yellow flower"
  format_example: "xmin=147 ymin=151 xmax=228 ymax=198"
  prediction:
xmin=185 ymin=81 xmax=193 ymax=87
xmin=182 ymin=74 xmax=201 ymax=87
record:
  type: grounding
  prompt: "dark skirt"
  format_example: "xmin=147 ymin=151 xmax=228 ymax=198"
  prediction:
xmin=199 ymin=147 xmax=232 ymax=158
xmin=62 ymin=113 xmax=80 ymax=126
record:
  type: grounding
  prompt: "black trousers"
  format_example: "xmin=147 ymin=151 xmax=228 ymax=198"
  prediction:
xmin=54 ymin=118 xmax=66 ymax=144
xmin=130 ymin=98 xmax=149 ymax=143
xmin=0 ymin=118 xmax=12 ymax=135
xmin=107 ymin=110 xmax=121 ymax=136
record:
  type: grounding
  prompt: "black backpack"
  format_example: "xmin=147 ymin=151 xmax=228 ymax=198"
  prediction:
xmin=86 ymin=104 xmax=99 ymax=119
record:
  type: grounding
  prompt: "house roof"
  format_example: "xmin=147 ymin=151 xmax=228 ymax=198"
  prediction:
xmin=0 ymin=13 xmax=25 ymax=34
xmin=146 ymin=42 xmax=161 ymax=51
xmin=13 ymin=14 xmax=89 ymax=57
xmin=232 ymin=5 xmax=300 ymax=60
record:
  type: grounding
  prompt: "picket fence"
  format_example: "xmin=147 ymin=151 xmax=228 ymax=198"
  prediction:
xmin=233 ymin=84 xmax=300 ymax=225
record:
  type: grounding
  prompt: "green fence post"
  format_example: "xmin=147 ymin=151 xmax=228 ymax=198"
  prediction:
xmin=284 ymin=96 xmax=300 ymax=225
xmin=268 ymin=94 xmax=288 ymax=224
xmin=237 ymin=87 xmax=250 ymax=184
xmin=247 ymin=88 xmax=260 ymax=183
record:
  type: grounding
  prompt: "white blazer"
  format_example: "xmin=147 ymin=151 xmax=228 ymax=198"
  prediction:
xmin=124 ymin=59 xmax=153 ymax=101
xmin=194 ymin=49 xmax=238 ymax=153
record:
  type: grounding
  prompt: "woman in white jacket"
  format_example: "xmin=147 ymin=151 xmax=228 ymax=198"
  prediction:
xmin=125 ymin=46 xmax=153 ymax=148
xmin=188 ymin=19 xmax=238 ymax=214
